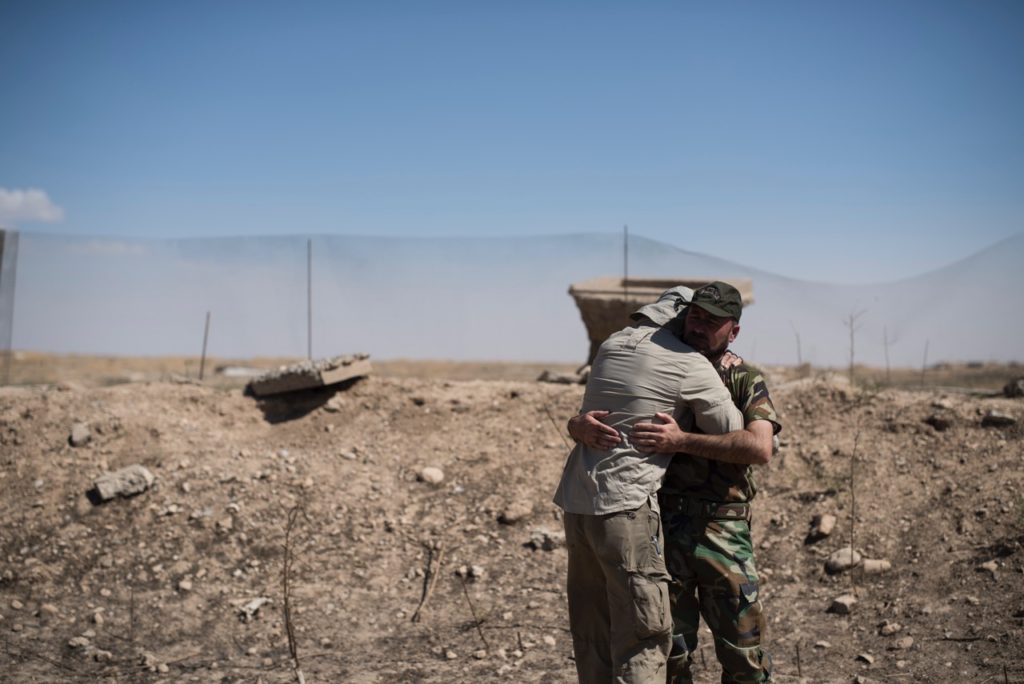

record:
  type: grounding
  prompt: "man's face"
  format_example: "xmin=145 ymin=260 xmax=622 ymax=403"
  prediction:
xmin=682 ymin=305 xmax=739 ymax=359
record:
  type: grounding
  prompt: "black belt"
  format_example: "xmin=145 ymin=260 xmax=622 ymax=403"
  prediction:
xmin=663 ymin=496 xmax=750 ymax=521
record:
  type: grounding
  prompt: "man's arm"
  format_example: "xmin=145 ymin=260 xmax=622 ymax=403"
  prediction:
xmin=567 ymin=411 xmax=620 ymax=450
xmin=631 ymin=412 xmax=773 ymax=465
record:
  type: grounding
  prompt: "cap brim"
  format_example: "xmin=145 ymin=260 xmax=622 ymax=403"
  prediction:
xmin=691 ymin=301 xmax=736 ymax=319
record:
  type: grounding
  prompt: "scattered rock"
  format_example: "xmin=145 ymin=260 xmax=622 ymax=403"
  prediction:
xmin=69 ymin=423 xmax=92 ymax=447
xmin=855 ymin=652 xmax=875 ymax=665
xmin=1003 ymin=377 xmax=1024 ymax=398
xmin=235 ymin=597 xmax=271 ymax=622
xmin=91 ymin=464 xmax=155 ymax=502
xmin=418 ymin=467 xmax=445 ymax=485
xmin=828 ymin=594 xmax=857 ymax=615
xmin=825 ymin=547 xmax=862 ymax=574
xmin=177 ymin=578 xmax=193 ymax=592
xmin=978 ymin=560 xmax=998 ymax=578
xmin=924 ymin=414 xmax=953 ymax=431
xmin=537 ymin=369 xmax=585 ymax=385
xmin=894 ymin=636 xmax=914 ymax=650
xmin=10 ymin=599 xmax=23 ymax=610
xmin=981 ymin=410 xmax=1016 ymax=428
xmin=805 ymin=513 xmax=836 ymax=544
xmin=862 ymin=558 xmax=892 ymax=574
xmin=527 ymin=528 xmax=565 ymax=551
xmin=814 ymin=640 xmax=831 ymax=649
xmin=498 ymin=499 xmax=534 ymax=525
xmin=879 ymin=620 xmax=902 ymax=636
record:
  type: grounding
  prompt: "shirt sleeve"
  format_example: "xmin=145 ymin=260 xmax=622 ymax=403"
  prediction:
xmin=678 ymin=354 xmax=745 ymax=435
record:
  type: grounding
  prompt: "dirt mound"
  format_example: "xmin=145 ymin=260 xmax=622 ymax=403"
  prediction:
xmin=0 ymin=372 xmax=1021 ymax=682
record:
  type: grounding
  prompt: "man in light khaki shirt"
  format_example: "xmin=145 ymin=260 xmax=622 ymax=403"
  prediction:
xmin=553 ymin=318 xmax=743 ymax=683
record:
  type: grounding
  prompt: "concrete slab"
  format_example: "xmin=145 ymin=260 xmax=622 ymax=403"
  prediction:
xmin=247 ymin=354 xmax=372 ymax=396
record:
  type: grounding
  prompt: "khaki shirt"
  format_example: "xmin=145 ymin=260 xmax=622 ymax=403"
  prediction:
xmin=553 ymin=323 xmax=744 ymax=515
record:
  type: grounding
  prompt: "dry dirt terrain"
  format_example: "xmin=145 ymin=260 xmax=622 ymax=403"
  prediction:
xmin=1 ymin=359 xmax=1022 ymax=683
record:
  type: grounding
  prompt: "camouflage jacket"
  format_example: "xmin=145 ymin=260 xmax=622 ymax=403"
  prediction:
xmin=660 ymin=361 xmax=782 ymax=503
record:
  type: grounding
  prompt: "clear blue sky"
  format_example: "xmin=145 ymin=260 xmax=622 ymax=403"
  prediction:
xmin=2 ymin=0 xmax=1022 ymax=283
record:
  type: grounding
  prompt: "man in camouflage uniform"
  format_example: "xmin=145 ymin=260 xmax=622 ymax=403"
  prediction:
xmin=571 ymin=282 xmax=780 ymax=683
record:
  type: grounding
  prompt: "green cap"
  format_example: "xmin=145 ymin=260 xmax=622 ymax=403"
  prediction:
xmin=690 ymin=281 xmax=743 ymax=321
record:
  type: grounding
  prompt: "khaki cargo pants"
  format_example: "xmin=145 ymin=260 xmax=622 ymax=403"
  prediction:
xmin=563 ymin=498 xmax=672 ymax=683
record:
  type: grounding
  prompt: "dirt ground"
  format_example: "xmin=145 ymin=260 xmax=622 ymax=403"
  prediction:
xmin=1 ymin=357 xmax=1022 ymax=683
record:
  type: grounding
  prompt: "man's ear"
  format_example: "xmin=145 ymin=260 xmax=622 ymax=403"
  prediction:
xmin=728 ymin=323 xmax=740 ymax=344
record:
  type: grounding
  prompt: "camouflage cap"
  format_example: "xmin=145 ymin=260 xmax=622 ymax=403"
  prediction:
xmin=690 ymin=281 xmax=743 ymax=321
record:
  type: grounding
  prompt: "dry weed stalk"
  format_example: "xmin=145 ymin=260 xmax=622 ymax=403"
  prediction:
xmin=458 ymin=575 xmax=490 ymax=650
xmin=283 ymin=505 xmax=311 ymax=684
xmin=411 ymin=540 xmax=445 ymax=623
xmin=849 ymin=427 xmax=861 ymax=596
xmin=542 ymin=403 xmax=572 ymax=450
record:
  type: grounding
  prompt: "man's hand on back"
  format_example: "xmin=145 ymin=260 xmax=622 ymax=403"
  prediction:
xmin=631 ymin=412 xmax=687 ymax=453
xmin=567 ymin=411 xmax=620 ymax=450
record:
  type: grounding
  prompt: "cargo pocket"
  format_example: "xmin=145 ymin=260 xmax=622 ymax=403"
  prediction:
xmin=628 ymin=573 xmax=671 ymax=639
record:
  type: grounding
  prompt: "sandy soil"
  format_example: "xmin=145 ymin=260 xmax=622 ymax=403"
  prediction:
xmin=0 ymin=359 xmax=1022 ymax=682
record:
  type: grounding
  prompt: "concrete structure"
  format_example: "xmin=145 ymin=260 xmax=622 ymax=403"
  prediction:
xmin=569 ymin=277 xmax=754 ymax=363
xmin=247 ymin=353 xmax=372 ymax=396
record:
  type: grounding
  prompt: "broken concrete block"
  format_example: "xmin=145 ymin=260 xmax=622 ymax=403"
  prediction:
xmin=247 ymin=354 xmax=372 ymax=397
xmin=92 ymin=465 xmax=155 ymax=502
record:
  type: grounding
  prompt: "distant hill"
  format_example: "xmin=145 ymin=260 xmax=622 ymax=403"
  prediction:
xmin=11 ymin=231 xmax=1024 ymax=366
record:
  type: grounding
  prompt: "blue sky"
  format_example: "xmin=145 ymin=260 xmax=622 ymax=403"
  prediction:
xmin=2 ymin=0 xmax=1022 ymax=283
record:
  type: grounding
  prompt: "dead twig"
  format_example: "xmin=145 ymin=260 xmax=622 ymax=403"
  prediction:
xmin=458 ymin=575 xmax=490 ymax=651
xmin=542 ymin=403 xmax=571 ymax=450
xmin=283 ymin=505 xmax=311 ymax=684
xmin=411 ymin=540 xmax=445 ymax=623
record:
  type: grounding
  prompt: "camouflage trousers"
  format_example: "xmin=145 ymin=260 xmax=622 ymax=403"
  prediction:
xmin=659 ymin=494 xmax=772 ymax=684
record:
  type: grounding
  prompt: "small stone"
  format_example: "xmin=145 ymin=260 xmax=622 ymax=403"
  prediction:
xmin=542 ymin=635 xmax=557 ymax=647
xmin=418 ymin=467 xmax=445 ymax=485
xmin=825 ymin=547 xmax=862 ymax=574
xmin=978 ymin=560 xmax=998 ymax=578
xmin=472 ymin=649 xmax=487 ymax=660
xmin=262 ymin=657 xmax=274 ymax=667
xmin=91 ymin=464 xmax=155 ymax=502
xmin=805 ymin=513 xmax=836 ymax=543
xmin=10 ymin=600 xmax=23 ymax=610
xmin=11 ymin=623 xmax=22 ymax=632
xmin=445 ymin=649 xmax=458 ymax=660
xmin=862 ymin=559 xmax=892 ymax=574
xmin=894 ymin=636 xmax=914 ymax=650
xmin=68 ymin=636 xmax=90 ymax=649
xmin=814 ymin=640 xmax=831 ymax=649
xmin=70 ymin=423 xmax=92 ymax=447
xmin=469 ymin=565 xmax=485 ymax=580
xmin=828 ymin=594 xmax=857 ymax=615
xmin=498 ymin=499 xmax=534 ymax=525
xmin=855 ymin=652 xmax=875 ymax=665
xmin=1003 ymin=378 xmax=1024 ymax=398
xmin=527 ymin=528 xmax=565 ymax=551
xmin=924 ymin=414 xmax=953 ymax=431
xmin=178 ymin=579 xmax=193 ymax=592
xmin=39 ymin=603 xmax=59 ymax=618
xmin=981 ymin=410 xmax=1016 ymax=428
xmin=879 ymin=621 xmax=902 ymax=636
xmin=320 ymin=637 xmax=332 ymax=648
xmin=91 ymin=611 xmax=104 ymax=626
